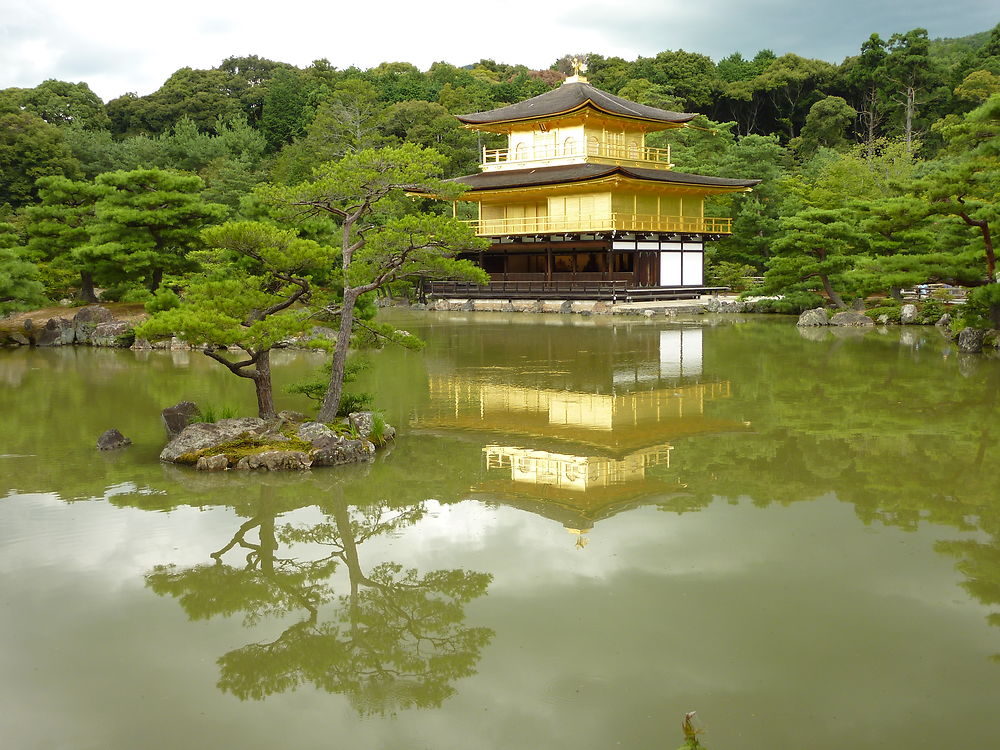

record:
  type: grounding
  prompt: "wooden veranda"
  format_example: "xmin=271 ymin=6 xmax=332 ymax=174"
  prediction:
xmin=426 ymin=280 xmax=727 ymax=302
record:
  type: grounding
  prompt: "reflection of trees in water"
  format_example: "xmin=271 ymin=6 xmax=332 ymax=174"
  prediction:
xmin=146 ymin=492 xmax=493 ymax=714
xmin=937 ymin=507 xmax=1000 ymax=663
xmin=648 ymin=325 xmax=1000 ymax=655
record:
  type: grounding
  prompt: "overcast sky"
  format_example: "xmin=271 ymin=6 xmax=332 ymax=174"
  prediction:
xmin=2 ymin=0 xmax=996 ymax=102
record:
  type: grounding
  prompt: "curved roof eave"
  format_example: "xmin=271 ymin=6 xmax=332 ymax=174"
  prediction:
xmin=433 ymin=164 xmax=761 ymax=193
xmin=457 ymin=81 xmax=698 ymax=127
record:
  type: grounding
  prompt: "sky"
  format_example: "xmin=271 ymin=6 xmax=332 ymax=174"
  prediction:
xmin=1 ymin=0 xmax=997 ymax=102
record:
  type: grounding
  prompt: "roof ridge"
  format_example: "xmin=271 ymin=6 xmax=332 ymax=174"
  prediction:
xmin=457 ymin=81 xmax=696 ymax=126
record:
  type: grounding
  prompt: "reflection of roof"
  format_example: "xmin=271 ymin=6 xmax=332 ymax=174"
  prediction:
xmin=457 ymin=81 xmax=697 ymax=126
xmin=410 ymin=414 xmax=750 ymax=458
xmin=438 ymin=164 xmax=761 ymax=192
xmin=471 ymin=479 xmax=686 ymax=529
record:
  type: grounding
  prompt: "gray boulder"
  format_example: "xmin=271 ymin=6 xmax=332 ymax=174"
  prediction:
xmin=235 ymin=450 xmax=312 ymax=471
xmin=36 ymin=317 xmax=75 ymax=346
xmin=797 ymin=308 xmax=829 ymax=327
xmin=306 ymin=326 xmax=337 ymax=342
xmin=707 ymin=298 xmax=749 ymax=313
xmin=196 ymin=454 xmax=229 ymax=471
xmin=97 ymin=428 xmax=132 ymax=450
xmin=73 ymin=304 xmax=114 ymax=324
xmin=90 ymin=320 xmax=134 ymax=347
xmin=160 ymin=417 xmax=267 ymax=462
xmin=459 ymin=300 xmax=475 ymax=311
xmin=559 ymin=301 xmax=574 ymax=314
xmin=829 ymin=310 xmax=874 ymax=327
xmin=280 ymin=326 xmax=337 ymax=349
xmin=161 ymin=401 xmax=199 ymax=438
xmin=297 ymin=421 xmax=336 ymax=445
xmin=900 ymin=304 xmax=918 ymax=325
xmin=310 ymin=437 xmax=375 ymax=466
xmin=348 ymin=411 xmax=374 ymax=440
xmin=72 ymin=305 xmax=114 ymax=343
xmin=957 ymin=327 xmax=986 ymax=353
xmin=936 ymin=313 xmax=952 ymax=328
xmin=277 ymin=410 xmax=308 ymax=423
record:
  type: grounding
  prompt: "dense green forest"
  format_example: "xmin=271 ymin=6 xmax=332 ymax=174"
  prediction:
xmin=0 ymin=24 xmax=998 ymax=320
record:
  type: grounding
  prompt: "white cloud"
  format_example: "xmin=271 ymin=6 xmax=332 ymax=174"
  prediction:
xmin=1 ymin=0 xmax=996 ymax=101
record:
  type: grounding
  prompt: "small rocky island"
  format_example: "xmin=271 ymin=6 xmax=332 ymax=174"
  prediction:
xmin=158 ymin=402 xmax=395 ymax=471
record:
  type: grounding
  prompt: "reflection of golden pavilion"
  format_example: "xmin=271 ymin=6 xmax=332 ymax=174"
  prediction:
xmin=412 ymin=325 xmax=746 ymax=536
xmin=421 ymin=376 xmax=732 ymax=454
xmin=485 ymin=444 xmax=671 ymax=492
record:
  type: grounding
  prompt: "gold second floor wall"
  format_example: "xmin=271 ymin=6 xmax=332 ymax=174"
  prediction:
xmin=473 ymin=188 xmax=712 ymax=235
xmin=486 ymin=119 xmax=672 ymax=171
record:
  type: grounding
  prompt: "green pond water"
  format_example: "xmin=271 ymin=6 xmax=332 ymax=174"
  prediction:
xmin=1 ymin=312 xmax=999 ymax=750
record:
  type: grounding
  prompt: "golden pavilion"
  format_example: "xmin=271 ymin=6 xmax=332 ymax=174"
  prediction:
xmin=425 ymin=61 xmax=761 ymax=300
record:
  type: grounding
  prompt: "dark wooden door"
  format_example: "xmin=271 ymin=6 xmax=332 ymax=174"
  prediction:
xmin=635 ymin=252 xmax=659 ymax=287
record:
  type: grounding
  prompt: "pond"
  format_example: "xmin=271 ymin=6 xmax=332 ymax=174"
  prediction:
xmin=1 ymin=312 xmax=998 ymax=750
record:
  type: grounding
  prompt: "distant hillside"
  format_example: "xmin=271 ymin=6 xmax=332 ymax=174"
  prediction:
xmin=930 ymin=29 xmax=991 ymax=67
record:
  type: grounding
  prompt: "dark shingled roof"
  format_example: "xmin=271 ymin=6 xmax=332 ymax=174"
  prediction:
xmin=457 ymin=81 xmax=697 ymax=126
xmin=439 ymin=164 xmax=761 ymax=192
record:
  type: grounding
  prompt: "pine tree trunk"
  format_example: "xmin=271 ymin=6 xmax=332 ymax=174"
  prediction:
xmin=863 ymin=87 xmax=879 ymax=162
xmin=79 ymin=271 xmax=98 ymax=303
xmin=317 ymin=289 xmax=358 ymax=422
xmin=820 ymin=274 xmax=847 ymax=309
xmin=904 ymin=87 xmax=915 ymax=152
xmin=984 ymin=225 xmax=995 ymax=283
xmin=253 ymin=350 xmax=277 ymax=419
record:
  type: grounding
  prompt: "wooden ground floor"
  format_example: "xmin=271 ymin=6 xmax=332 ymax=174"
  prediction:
xmin=425 ymin=280 xmax=724 ymax=302
xmin=456 ymin=234 xmax=706 ymax=299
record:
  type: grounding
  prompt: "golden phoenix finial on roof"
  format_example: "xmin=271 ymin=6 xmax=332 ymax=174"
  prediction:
xmin=571 ymin=57 xmax=588 ymax=76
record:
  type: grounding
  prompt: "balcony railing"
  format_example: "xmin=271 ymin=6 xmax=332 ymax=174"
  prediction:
xmin=483 ymin=142 xmax=671 ymax=168
xmin=463 ymin=213 xmax=732 ymax=236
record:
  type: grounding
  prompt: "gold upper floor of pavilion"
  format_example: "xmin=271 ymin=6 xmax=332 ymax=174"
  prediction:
xmin=459 ymin=76 xmax=694 ymax=174
xmin=481 ymin=140 xmax=673 ymax=171
xmin=426 ymin=72 xmax=761 ymax=238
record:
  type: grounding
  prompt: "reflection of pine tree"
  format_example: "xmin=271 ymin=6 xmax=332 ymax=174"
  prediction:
xmin=146 ymin=493 xmax=493 ymax=714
